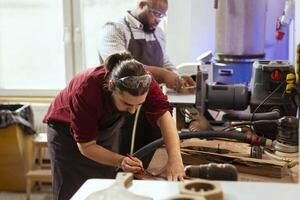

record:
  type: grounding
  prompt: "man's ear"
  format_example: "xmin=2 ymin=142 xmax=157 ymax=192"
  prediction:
xmin=139 ymin=1 xmax=147 ymax=9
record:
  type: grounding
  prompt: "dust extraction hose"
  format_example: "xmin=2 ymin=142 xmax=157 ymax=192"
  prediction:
xmin=133 ymin=130 xmax=269 ymax=159
xmin=222 ymin=110 xmax=281 ymax=121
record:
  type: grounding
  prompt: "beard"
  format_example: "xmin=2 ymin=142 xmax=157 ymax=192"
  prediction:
xmin=142 ymin=22 xmax=156 ymax=33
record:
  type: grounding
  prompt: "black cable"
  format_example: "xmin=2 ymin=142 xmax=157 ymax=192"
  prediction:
xmin=221 ymin=119 xmax=279 ymax=134
xmin=221 ymin=125 xmax=251 ymax=132
xmin=229 ymin=119 xmax=278 ymax=127
xmin=133 ymin=131 xmax=267 ymax=160
xmin=250 ymin=80 xmax=286 ymax=132
xmin=281 ymin=92 xmax=288 ymax=113
xmin=282 ymin=90 xmax=298 ymax=115
xmin=223 ymin=110 xmax=281 ymax=121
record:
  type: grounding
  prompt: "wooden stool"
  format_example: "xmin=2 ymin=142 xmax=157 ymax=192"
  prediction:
xmin=26 ymin=133 xmax=52 ymax=200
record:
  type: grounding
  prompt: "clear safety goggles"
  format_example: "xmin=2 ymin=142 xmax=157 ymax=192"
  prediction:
xmin=147 ymin=3 xmax=167 ymax=18
xmin=117 ymin=74 xmax=152 ymax=89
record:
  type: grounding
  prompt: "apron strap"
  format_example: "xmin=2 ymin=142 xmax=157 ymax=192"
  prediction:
xmin=124 ymin=17 xmax=135 ymax=39
xmin=152 ymin=32 xmax=159 ymax=41
xmin=124 ymin=17 xmax=158 ymax=42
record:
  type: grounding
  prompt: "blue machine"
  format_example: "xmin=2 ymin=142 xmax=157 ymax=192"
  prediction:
xmin=212 ymin=61 xmax=253 ymax=85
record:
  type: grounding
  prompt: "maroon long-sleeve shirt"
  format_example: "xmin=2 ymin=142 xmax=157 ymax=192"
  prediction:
xmin=43 ymin=65 xmax=170 ymax=142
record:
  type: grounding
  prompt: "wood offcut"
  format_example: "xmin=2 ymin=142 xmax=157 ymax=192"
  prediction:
xmin=84 ymin=172 xmax=152 ymax=200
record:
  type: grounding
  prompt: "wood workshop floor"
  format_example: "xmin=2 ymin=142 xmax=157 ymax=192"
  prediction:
xmin=0 ymin=184 xmax=52 ymax=200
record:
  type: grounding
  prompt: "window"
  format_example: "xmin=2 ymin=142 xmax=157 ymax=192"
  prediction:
xmin=0 ymin=0 xmax=165 ymax=97
xmin=0 ymin=0 xmax=66 ymax=96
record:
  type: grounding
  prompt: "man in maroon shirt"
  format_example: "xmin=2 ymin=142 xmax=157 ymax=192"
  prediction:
xmin=44 ymin=52 xmax=185 ymax=200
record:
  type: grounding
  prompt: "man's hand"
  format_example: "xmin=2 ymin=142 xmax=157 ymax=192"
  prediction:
xmin=163 ymin=70 xmax=180 ymax=89
xmin=164 ymin=158 xmax=185 ymax=181
xmin=163 ymin=71 xmax=195 ymax=91
xmin=143 ymin=66 xmax=195 ymax=92
xmin=175 ymin=76 xmax=196 ymax=93
xmin=149 ymin=157 xmax=185 ymax=181
xmin=120 ymin=155 xmax=144 ymax=174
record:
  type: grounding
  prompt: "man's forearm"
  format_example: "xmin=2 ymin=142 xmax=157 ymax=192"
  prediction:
xmin=77 ymin=140 xmax=125 ymax=167
xmin=156 ymin=112 xmax=182 ymax=161
xmin=144 ymin=66 xmax=171 ymax=84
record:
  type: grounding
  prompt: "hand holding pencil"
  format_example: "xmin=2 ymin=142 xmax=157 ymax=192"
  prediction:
xmin=120 ymin=154 xmax=144 ymax=174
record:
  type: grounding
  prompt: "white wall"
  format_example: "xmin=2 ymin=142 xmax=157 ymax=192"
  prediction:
xmin=264 ymin=0 xmax=287 ymax=60
xmin=166 ymin=0 xmax=215 ymax=65
xmin=296 ymin=0 xmax=300 ymax=45
xmin=166 ymin=0 xmax=296 ymax=66
xmin=166 ymin=1 xmax=192 ymax=65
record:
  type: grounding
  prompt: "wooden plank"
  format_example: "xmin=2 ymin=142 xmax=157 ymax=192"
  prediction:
xmin=142 ymin=137 xmax=298 ymax=182
xmin=181 ymin=148 xmax=287 ymax=178
xmin=181 ymin=138 xmax=251 ymax=157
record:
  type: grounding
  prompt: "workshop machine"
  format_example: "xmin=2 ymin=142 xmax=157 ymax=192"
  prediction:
xmin=176 ymin=0 xmax=298 ymax=156
xmin=194 ymin=58 xmax=298 ymax=154
xmin=134 ymin=58 xmax=299 ymax=180
xmin=134 ymin=0 xmax=298 ymax=181
xmin=212 ymin=0 xmax=268 ymax=85
xmin=177 ymin=0 xmax=269 ymax=85
xmin=133 ymin=54 xmax=299 ymax=180
xmin=195 ymin=60 xmax=296 ymax=116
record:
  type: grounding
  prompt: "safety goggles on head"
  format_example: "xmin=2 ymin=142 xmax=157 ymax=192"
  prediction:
xmin=146 ymin=3 xmax=167 ymax=18
xmin=117 ymin=74 xmax=152 ymax=89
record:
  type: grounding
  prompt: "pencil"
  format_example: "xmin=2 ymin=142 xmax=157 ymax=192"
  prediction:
xmin=126 ymin=154 xmax=145 ymax=173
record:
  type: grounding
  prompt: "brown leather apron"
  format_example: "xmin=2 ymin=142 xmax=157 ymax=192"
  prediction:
xmin=47 ymin=104 xmax=124 ymax=200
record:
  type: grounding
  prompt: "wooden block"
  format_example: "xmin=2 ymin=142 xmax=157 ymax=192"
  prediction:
xmin=85 ymin=172 xmax=152 ymax=200
xmin=180 ymin=180 xmax=223 ymax=200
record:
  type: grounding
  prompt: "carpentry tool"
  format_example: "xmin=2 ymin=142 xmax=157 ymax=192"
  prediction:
xmin=84 ymin=172 xmax=152 ymax=200
xmin=184 ymin=163 xmax=238 ymax=181
xmin=166 ymin=179 xmax=223 ymax=200
xmin=194 ymin=60 xmax=297 ymax=140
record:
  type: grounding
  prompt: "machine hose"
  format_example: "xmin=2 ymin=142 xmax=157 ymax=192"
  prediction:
xmin=133 ymin=130 xmax=267 ymax=159
xmin=222 ymin=110 xmax=281 ymax=121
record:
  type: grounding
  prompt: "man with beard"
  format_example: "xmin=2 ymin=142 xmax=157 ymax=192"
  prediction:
xmin=44 ymin=52 xmax=185 ymax=199
xmin=98 ymin=0 xmax=194 ymax=90
xmin=98 ymin=0 xmax=194 ymax=170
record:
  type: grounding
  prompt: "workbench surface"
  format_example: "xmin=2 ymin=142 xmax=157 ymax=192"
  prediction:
xmin=71 ymin=178 xmax=300 ymax=200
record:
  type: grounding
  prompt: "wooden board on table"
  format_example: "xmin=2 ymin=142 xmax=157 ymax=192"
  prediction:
xmin=181 ymin=138 xmax=251 ymax=157
xmin=84 ymin=173 xmax=152 ymax=200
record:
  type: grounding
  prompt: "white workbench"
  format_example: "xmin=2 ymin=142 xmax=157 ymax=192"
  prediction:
xmin=71 ymin=179 xmax=300 ymax=200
